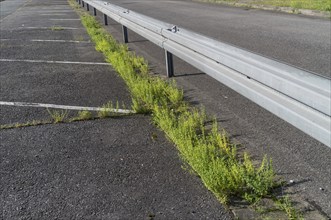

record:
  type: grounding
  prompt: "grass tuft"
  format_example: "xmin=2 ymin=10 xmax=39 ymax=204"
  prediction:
xmin=47 ymin=109 xmax=68 ymax=123
xmin=50 ymin=26 xmax=64 ymax=31
xmin=71 ymin=110 xmax=93 ymax=121
xmin=97 ymin=101 xmax=115 ymax=118
xmin=275 ymin=196 xmax=304 ymax=220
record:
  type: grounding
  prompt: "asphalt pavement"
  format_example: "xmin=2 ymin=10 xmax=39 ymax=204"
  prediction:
xmin=0 ymin=0 xmax=233 ymax=219
xmin=0 ymin=0 xmax=29 ymax=20
xmin=91 ymin=0 xmax=331 ymax=217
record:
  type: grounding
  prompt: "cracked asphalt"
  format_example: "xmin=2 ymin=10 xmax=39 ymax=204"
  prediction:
xmin=0 ymin=0 xmax=232 ymax=219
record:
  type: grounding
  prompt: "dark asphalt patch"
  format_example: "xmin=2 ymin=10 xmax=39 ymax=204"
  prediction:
xmin=0 ymin=117 xmax=232 ymax=219
xmin=0 ymin=62 xmax=132 ymax=107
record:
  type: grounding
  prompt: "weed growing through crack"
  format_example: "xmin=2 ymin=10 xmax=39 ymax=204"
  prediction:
xmin=70 ymin=1 xmax=279 ymax=208
xmin=0 ymin=100 xmax=134 ymax=130
xmin=50 ymin=26 xmax=64 ymax=31
xmin=47 ymin=109 xmax=68 ymax=123
xmin=275 ymin=196 xmax=304 ymax=220
xmin=0 ymin=120 xmax=50 ymax=129
xmin=71 ymin=110 xmax=93 ymax=121
xmin=97 ymin=101 xmax=129 ymax=118
xmin=97 ymin=101 xmax=114 ymax=118
xmin=74 ymin=35 xmax=85 ymax=41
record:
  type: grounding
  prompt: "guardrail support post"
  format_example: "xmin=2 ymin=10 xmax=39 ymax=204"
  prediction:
xmin=78 ymin=0 xmax=81 ymax=5
xmin=82 ymin=1 xmax=84 ymax=7
xmin=122 ymin=25 xmax=129 ymax=43
xmin=103 ymin=14 xmax=108 ymax=25
xmin=165 ymin=50 xmax=174 ymax=77
xmin=93 ymin=8 xmax=97 ymax=16
xmin=86 ymin=3 xmax=89 ymax=11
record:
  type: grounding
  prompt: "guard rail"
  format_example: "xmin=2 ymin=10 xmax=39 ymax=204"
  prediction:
xmin=78 ymin=0 xmax=331 ymax=148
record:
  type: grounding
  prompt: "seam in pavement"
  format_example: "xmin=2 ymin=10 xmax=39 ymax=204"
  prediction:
xmin=40 ymin=13 xmax=69 ymax=15
xmin=0 ymin=101 xmax=135 ymax=113
xmin=0 ymin=59 xmax=110 ymax=65
xmin=49 ymin=18 xmax=80 ymax=20
xmin=0 ymin=39 xmax=91 ymax=43
xmin=16 ymin=26 xmax=82 ymax=30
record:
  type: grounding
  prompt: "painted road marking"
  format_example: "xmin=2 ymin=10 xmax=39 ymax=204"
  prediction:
xmin=17 ymin=26 xmax=81 ymax=30
xmin=0 ymin=59 xmax=110 ymax=66
xmin=38 ymin=11 xmax=73 ymax=13
xmin=24 ymin=10 xmax=72 ymax=12
xmin=31 ymin=39 xmax=89 ymax=43
xmin=0 ymin=39 xmax=90 ymax=43
xmin=0 ymin=101 xmax=134 ymax=114
xmin=49 ymin=19 xmax=80 ymax=20
xmin=40 ymin=14 xmax=67 ymax=16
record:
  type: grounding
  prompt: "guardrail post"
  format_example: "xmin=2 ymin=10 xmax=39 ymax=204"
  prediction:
xmin=78 ymin=0 xmax=81 ymax=5
xmin=122 ymin=25 xmax=128 ymax=43
xmin=93 ymin=8 xmax=97 ymax=16
xmin=103 ymin=14 xmax=108 ymax=25
xmin=82 ymin=1 xmax=84 ymax=7
xmin=165 ymin=50 xmax=174 ymax=77
xmin=86 ymin=3 xmax=89 ymax=11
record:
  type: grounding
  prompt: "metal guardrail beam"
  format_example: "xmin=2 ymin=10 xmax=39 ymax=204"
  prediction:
xmin=79 ymin=0 xmax=331 ymax=148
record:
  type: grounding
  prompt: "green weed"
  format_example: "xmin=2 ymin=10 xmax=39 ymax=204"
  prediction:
xmin=74 ymin=35 xmax=85 ymax=41
xmin=98 ymin=101 xmax=114 ymax=118
xmin=47 ymin=109 xmax=68 ymax=123
xmin=71 ymin=110 xmax=93 ymax=121
xmin=275 ymin=196 xmax=304 ymax=220
xmin=50 ymin=26 xmax=64 ymax=31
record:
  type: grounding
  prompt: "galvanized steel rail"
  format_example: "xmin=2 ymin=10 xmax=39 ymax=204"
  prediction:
xmin=78 ymin=0 xmax=331 ymax=148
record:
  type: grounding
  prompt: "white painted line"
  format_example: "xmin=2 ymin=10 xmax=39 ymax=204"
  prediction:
xmin=0 ymin=59 xmax=110 ymax=66
xmin=0 ymin=39 xmax=90 ymax=43
xmin=0 ymin=101 xmax=135 ymax=114
xmin=49 ymin=19 xmax=80 ymax=20
xmin=38 ymin=11 xmax=73 ymax=13
xmin=25 ymin=10 xmax=73 ymax=12
xmin=32 ymin=39 xmax=89 ymax=43
xmin=40 ymin=14 xmax=67 ymax=16
xmin=31 ymin=39 xmax=89 ymax=43
xmin=17 ymin=27 xmax=81 ymax=30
